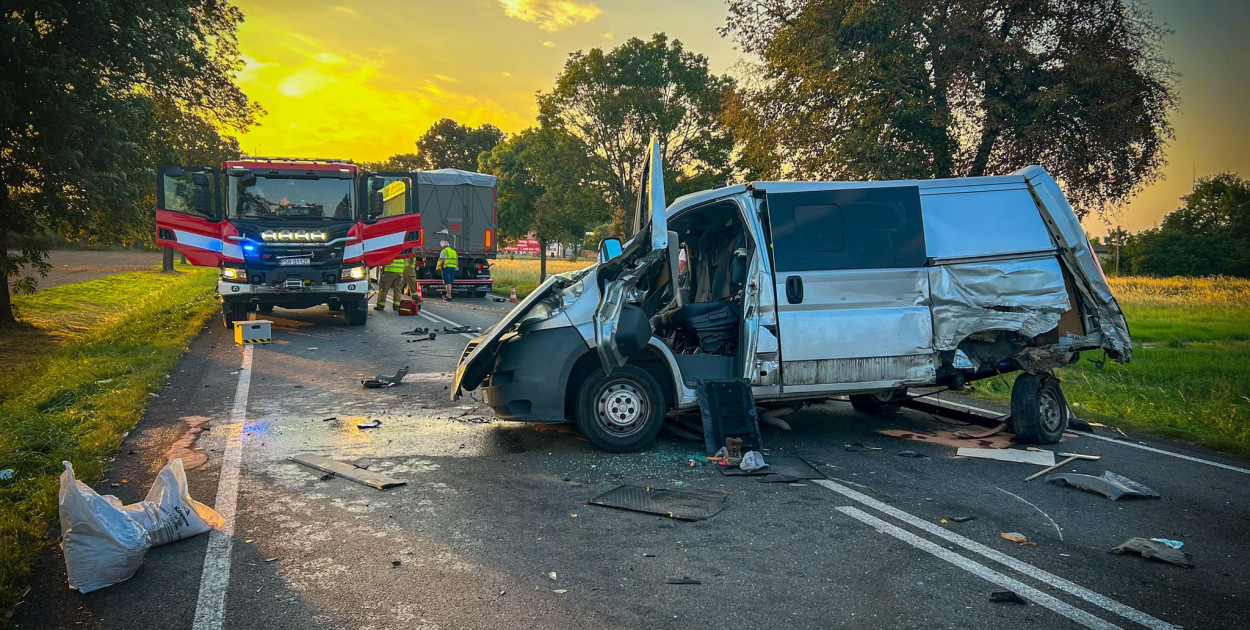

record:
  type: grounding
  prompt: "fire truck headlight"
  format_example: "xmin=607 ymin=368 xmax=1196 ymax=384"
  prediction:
xmin=221 ymin=267 xmax=247 ymax=282
xmin=340 ymin=265 xmax=366 ymax=281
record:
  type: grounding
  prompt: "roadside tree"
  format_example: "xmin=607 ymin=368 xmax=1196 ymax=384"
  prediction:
xmin=538 ymin=33 xmax=735 ymax=236
xmin=722 ymin=0 xmax=1179 ymax=218
xmin=0 ymin=0 xmax=260 ymax=322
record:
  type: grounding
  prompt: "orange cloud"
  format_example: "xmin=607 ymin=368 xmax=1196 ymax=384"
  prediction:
xmin=497 ymin=0 xmax=602 ymax=32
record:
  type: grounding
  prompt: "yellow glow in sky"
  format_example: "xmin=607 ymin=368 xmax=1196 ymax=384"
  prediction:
xmin=231 ymin=0 xmax=1249 ymax=233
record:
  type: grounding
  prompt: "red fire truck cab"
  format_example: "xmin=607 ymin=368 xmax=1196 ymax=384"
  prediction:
xmin=155 ymin=158 xmax=420 ymax=327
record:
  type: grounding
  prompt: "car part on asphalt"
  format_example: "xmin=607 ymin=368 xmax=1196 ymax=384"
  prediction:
xmin=949 ymin=515 xmax=977 ymax=523
xmin=720 ymin=455 xmax=824 ymax=480
xmin=957 ymin=447 xmax=1056 ymax=466
xmin=288 ymin=455 xmax=406 ymax=490
xmin=587 ymin=485 xmax=727 ymax=521
xmin=696 ymin=379 xmax=761 ymax=456
xmin=1044 ymin=471 xmax=1160 ymax=500
xmin=898 ymin=450 xmax=928 ymax=458
xmin=356 ymin=419 xmax=381 ymax=429
xmin=362 ymin=365 xmax=409 ymax=388
xmin=1109 ymin=537 xmax=1194 ymax=568
xmin=990 ymin=591 xmax=1027 ymax=604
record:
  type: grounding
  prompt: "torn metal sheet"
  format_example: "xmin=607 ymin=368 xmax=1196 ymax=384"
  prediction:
xmin=587 ymin=485 xmax=726 ymax=521
xmin=956 ymin=447 xmax=1055 ymax=466
xmin=289 ymin=455 xmax=406 ymax=490
xmin=1044 ymin=471 xmax=1160 ymax=500
xmin=719 ymin=455 xmax=823 ymax=480
xmin=1109 ymin=537 xmax=1193 ymax=568
xmin=928 ymin=256 xmax=1070 ymax=351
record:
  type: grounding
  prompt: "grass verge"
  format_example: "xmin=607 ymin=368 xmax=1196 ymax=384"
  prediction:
xmin=970 ymin=276 xmax=1250 ymax=459
xmin=0 ymin=266 xmax=217 ymax=616
xmin=488 ymin=258 xmax=592 ymax=299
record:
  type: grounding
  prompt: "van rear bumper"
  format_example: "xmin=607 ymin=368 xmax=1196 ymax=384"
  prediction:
xmin=482 ymin=326 xmax=588 ymax=423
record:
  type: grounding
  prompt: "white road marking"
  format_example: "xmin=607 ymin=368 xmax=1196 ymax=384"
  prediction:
xmin=417 ymin=307 xmax=480 ymax=340
xmin=930 ymin=399 xmax=1250 ymax=476
xmin=836 ymin=506 xmax=1121 ymax=630
xmin=191 ymin=344 xmax=253 ymax=630
xmin=814 ymin=479 xmax=1177 ymax=630
xmin=995 ymin=486 xmax=1064 ymax=541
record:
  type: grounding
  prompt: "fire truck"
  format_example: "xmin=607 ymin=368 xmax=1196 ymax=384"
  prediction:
xmin=154 ymin=158 xmax=420 ymax=327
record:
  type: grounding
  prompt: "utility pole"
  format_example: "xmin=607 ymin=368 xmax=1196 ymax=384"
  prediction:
xmin=1114 ymin=225 xmax=1121 ymax=276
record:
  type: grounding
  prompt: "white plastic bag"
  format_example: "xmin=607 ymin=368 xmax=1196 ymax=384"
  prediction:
xmin=740 ymin=451 xmax=768 ymax=472
xmin=58 ymin=462 xmax=150 ymax=593
xmin=130 ymin=459 xmax=224 ymax=546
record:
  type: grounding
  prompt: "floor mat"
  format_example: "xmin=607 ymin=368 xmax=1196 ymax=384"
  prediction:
xmin=587 ymin=485 xmax=727 ymax=521
xmin=718 ymin=455 xmax=825 ymax=481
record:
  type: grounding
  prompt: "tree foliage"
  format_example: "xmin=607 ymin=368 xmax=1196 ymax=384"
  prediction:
xmin=480 ymin=128 xmax=609 ymax=279
xmin=537 ymin=33 xmax=735 ymax=236
xmin=413 ymin=118 xmax=505 ymax=171
xmin=1123 ymin=174 xmax=1250 ymax=277
xmin=723 ymin=0 xmax=1178 ymax=217
xmin=0 ymin=0 xmax=260 ymax=321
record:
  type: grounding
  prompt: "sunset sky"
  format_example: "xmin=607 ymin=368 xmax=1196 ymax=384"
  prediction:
xmin=231 ymin=0 xmax=1249 ymax=234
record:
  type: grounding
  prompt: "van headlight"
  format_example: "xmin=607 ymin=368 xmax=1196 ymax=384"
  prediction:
xmin=221 ymin=266 xmax=247 ymax=282
xmin=340 ymin=265 xmax=366 ymax=281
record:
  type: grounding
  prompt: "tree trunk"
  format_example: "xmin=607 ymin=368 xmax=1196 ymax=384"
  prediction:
xmin=162 ymin=247 xmax=175 ymax=272
xmin=538 ymin=242 xmax=548 ymax=282
xmin=0 ymin=273 xmax=13 ymax=324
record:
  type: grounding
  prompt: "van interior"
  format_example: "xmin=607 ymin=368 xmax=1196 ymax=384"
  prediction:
xmin=650 ymin=201 xmax=753 ymax=382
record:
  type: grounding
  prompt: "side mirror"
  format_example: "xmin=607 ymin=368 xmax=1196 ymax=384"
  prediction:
xmin=598 ymin=237 xmax=623 ymax=263
xmin=369 ymin=191 xmax=385 ymax=218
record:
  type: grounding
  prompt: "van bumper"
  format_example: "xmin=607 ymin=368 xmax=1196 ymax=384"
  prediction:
xmin=482 ymin=326 xmax=588 ymax=423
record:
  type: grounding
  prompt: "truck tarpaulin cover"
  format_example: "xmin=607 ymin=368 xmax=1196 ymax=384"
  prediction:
xmin=415 ymin=169 xmax=497 ymax=254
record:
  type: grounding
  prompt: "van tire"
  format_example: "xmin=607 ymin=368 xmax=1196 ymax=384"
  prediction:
xmin=258 ymin=304 xmax=274 ymax=313
xmin=327 ymin=301 xmax=342 ymax=311
xmin=849 ymin=391 xmax=902 ymax=417
xmin=344 ymin=300 xmax=368 ymax=326
xmin=1011 ymin=373 xmax=1068 ymax=444
xmin=575 ymin=365 xmax=666 ymax=452
xmin=221 ymin=302 xmax=249 ymax=329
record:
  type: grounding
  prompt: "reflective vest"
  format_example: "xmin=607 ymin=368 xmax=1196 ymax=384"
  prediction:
xmin=383 ymin=258 xmax=405 ymax=273
xmin=441 ymin=247 xmax=458 ymax=269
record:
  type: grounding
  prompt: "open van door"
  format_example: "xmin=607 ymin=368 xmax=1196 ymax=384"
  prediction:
xmin=357 ymin=173 xmax=420 ymax=266
xmin=155 ymin=166 xmax=224 ymax=266
xmin=593 ymin=139 xmax=671 ymax=372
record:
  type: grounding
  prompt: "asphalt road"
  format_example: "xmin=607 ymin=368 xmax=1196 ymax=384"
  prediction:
xmin=15 ymin=295 xmax=1250 ymax=629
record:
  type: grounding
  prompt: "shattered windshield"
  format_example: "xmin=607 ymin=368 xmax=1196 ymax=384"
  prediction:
xmin=228 ymin=174 xmax=354 ymax=221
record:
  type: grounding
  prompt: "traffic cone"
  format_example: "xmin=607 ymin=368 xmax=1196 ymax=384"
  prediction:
xmin=415 ymin=282 xmax=423 ymax=302
xmin=508 ymin=287 xmax=518 ymax=303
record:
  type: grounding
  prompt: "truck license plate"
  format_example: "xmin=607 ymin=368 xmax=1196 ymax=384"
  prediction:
xmin=279 ymin=257 xmax=310 ymax=266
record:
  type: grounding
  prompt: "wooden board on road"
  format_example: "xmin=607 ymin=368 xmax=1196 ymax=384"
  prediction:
xmin=289 ymin=454 xmax=406 ymax=490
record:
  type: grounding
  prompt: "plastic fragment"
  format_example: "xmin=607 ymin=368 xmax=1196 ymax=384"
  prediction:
xmin=1001 ymin=532 xmax=1037 ymax=547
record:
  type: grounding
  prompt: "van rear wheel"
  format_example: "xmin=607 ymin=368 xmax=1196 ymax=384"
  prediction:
xmin=575 ymin=365 xmax=665 ymax=453
xmin=1011 ymin=373 xmax=1068 ymax=444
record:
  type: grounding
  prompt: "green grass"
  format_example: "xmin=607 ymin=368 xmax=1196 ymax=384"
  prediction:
xmin=0 ymin=266 xmax=218 ymax=615
xmin=488 ymin=258 xmax=591 ymax=299
xmin=970 ymin=277 xmax=1250 ymax=459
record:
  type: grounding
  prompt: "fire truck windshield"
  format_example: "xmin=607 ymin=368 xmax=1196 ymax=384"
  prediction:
xmin=228 ymin=174 xmax=355 ymax=221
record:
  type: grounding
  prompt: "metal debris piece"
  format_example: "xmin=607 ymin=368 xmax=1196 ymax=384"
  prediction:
xmin=288 ymin=454 xmax=406 ymax=490
xmin=548 ymin=572 xmax=557 ymax=581
xmin=898 ymin=450 xmax=928 ymax=458
xmin=1109 ymin=537 xmax=1194 ymax=568
xmin=990 ymin=591 xmax=1027 ymax=604
xmin=1001 ymin=532 xmax=1037 ymax=547
xmin=442 ymin=325 xmax=481 ymax=334
xmin=666 ymin=578 xmax=702 ymax=585
xmin=322 ymin=417 xmax=337 ymax=422
xmin=949 ymin=515 xmax=977 ymax=523
xmin=587 ymin=485 xmax=727 ymax=521
xmin=362 ymin=365 xmax=409 ymax=388
xmin=953 ymin=422 xmax=1008 ymax=439
xmin=957 ymin=447 xmax=1055 ymax=466
xmin=553 ymin=589 xmax=568 ymax=594
xmin=402 ymin=327 xmax=431 ymax=336
xmin=1044 ymin=471 xmax=1160 ymax=501
xmin=356 ymin=419 xmax=381 ymax=429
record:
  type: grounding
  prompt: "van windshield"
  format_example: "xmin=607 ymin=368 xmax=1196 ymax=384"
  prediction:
xmin=228 ymin=174 xmax=354 ymax=221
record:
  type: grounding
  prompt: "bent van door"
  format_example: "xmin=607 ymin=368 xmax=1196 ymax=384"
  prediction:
xmin=155 ymin=166 xmax=224 ymax=267
xmin=762 ymin=183 xmax=936 ymax=394
xmin=358 ymin=173 xmax=419 ymax=266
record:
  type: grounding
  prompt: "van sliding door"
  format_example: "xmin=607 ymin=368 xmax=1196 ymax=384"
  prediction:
xmin=763 ymin=185 xmax=936 ymax=393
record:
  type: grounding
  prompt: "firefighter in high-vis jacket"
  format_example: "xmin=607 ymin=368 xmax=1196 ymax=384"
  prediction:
xmin=375 ymin=257 xmax=405 ymax=311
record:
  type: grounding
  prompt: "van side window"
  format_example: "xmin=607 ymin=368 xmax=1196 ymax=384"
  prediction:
xmin=768 ymin=186 xmax=925 ymax=271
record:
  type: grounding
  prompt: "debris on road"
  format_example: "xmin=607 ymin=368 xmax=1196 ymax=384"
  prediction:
xmin=362 ymin=365 xmax=409 ymax=388
xmin=587 ymin=485 xmax=727 ymax=521
xmin=1044 ymin=471 xmax=1160 ymax=501
xmin=879 ymin=427 xmax=1014 ymax=450
xmin=1068 ymin=417 xmax=1094 ymax=432
xmin=898 ymin=450 xmax=928 ymax=458
xmin=1024 ymin=456 xmax=1077 ymax=482
xmin=990 ymin=590 xmax=1027 ymax=604
xmin=954 ymin=422 xmax=1008 ymax=439
xmin=845 ymin=442 xmax=882 ymax=451
xmin=403 ymin=327 xmax=432 ymax=336
xmin=288 ymin=454 xmax=406 ymax=490
xmin=949 ymin=515 xmax=977 ymax=523
xmin=322 ymin=417 xmax=336 ymax=422
xmin=666 ymin=578 xmax=702 ymax=585
xmin=1150 ymin=538 xmax=1183 ymax=549
xmin=740 ymin=451 xmax=767 ymax=471
xmin=1109 ymin=537 xmax=1194 ymax=568
xmin=719 ymin=455 xmax=824 ymax=480
xmin=697 ymin=380 xmax=761 ymax=456
xmin=957 ymin=447 xmax=1055 ymax=466
xmin=1000 ymin=532 xmax=1037 ymax=547
xmin=548 ymin=572 xmax=557 ymax=581
xmin=442 ymin=325 xmax=481 ymax=334
xmin=356 ymin=419 xmax=382 ymax=429
xmin=553 ymin=589 xmax=568 ymax=594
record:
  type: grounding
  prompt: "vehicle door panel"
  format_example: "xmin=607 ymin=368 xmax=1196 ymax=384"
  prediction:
xmin=764 ymin=186 xmax=936 ymax=393
xmin=155 ymin=166 xmax=223 ymax=267
xmin=358 ymin=173 xmax=420 ymax=266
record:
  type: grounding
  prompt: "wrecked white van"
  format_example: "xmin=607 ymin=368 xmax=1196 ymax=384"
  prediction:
xmin=454 ymin=141 xmax=1131 ymax=452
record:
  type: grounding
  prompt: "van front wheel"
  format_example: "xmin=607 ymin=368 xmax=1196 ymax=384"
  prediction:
xmin=575 ymin=365 xmax=666 ymax=453
xmin=1011 ymin=373 xmax=1068 ymax=444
